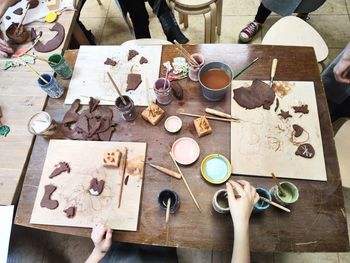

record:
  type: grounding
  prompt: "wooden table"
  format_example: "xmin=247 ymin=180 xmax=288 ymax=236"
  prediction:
xmin=0 ymin=2 xmax=82 ymax=205
xmin=15 ymin=44 xmax=349 ymax=252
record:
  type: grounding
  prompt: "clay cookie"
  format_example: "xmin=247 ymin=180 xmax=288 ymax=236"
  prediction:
xmin=103 ymin=149 xmax=122 ymax=167
xmin=292 ymin=124 xmax=304 ymax=137
xmin=89 ymin=178 xmax=105 ymax=196
xmin=171 ymin=81 xmax=183 ymax=100
xmin=63 ymin=206 xmax=76 ymax=218
xmin=126 ymin=73 xmax=142 ymax=91
xmin=104 ymin=58 xmax=117 ymax=66
xmin=292 ymin=104 xmax=309 ymax=114
xmin=295 ymin=143 xmax=315 ymax=159
xmin=49 ymin=162 xmax=71 ymax=178
xmin=139 ymin=56 xmax=148 ymax=64
xmin=40 ymin=185 xmax=59 ymax=209
xmin=278 ymin=110 xmax=292 ymax=120
xmin=128 ymin=49 xmax=139 ymax=61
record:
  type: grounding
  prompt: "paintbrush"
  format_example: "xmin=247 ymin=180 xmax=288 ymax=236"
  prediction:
xmin=232 ymin=57 xmax=259 ymax=80
xmin=18 ymin=57 xmax=48 ymax=84
xmin=271 ymin=172 xmax=285 ymax=196
xmin=179 ymin=112 xmax=238 ymax=123
xmin=107 ymin=72 xmax=127 ymax=105
xmin=23 ymin=53 xmax=58 ymax=65
xmin=260 ymin=196 xmax=290 ymax=213
xmin=118 ymin=147 xmax=128 ymax=208
xmin=173 ymin=41 xmax=199 ymax=66
xmin=165 ymin=198 xmax=171 ymax=224
xmin=16 ymin=3 xmax=30 ymax=32
xmin=270 ymin=58 xmax=278 ymax=87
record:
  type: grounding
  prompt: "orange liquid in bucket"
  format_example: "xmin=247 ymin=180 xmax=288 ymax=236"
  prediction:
xmin=201 ymin=69 xmax=230 ymax=89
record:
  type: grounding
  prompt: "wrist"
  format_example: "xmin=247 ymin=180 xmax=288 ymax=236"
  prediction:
xmin=92 ymin=248 xmax=107 ymax=260
xmin=233 ymin=220 xmax=249 ymax=233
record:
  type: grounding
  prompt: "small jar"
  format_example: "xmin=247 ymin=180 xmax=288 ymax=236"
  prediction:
xmin=212 ymin=189 xmax=230 ymax=214
xmin=27 ymin=111 xmax=57 ymax=137
xmin=188 ymin=53 xmax=205 ymax=82
xmin=154 ymin=78 xmax=172 ymax=105
xmin=158 ymin=189 xmax=180 ymax=213
xmin=115 ymin=95 xmax=137 ymax=122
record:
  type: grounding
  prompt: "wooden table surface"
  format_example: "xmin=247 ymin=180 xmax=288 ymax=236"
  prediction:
xmin=15 ymin=44 xmax=349 ymax=252
xmin=0 ymin=4 xmax=80 ymax=205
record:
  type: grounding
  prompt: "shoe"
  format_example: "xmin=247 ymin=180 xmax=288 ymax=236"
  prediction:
xmin=159 ymin=11 xmax=189 ymax=44
xmin=239 ymin=22 xmax=261 ymax=43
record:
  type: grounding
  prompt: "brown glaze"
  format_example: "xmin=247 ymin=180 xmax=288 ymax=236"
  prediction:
xmin=201 ymin=69 xmax=230 ymax=89
xmin=6 ymin=23 xmax=29 ymax=44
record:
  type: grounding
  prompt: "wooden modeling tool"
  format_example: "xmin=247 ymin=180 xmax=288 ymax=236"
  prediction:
xmin=18 ymin=57 xmax=48 ymax=84
xmin=232 ymin=57 xmax=259 ymax=79
xmin=205 ymin=108 xmax=240 ymax=121
xmin=260 ymin=196 xmax=290 ymax=213
xmin=271 ymin=172 xmax=285 ymax=196
xmin=169 ymin=152 xmax=202 ymax=212
xmin=174 ymin=41 xmax=199 ymax=66
xmin=118 ymin=147 xmax=128 ymax=208
xmin=16 ymin=3 xmax=30 ymax=32
xmin=107 ymin=72 xmax=127 ymax=105
xmin=270 ymin=58 xmax=278 ymax=87
xmin=179 ymin=112 xmax=237 ymax=123
xmin=147 ymin=163 xmax=181 ymax=179
xmin=165 ymin=198 xmax=171 ymax=224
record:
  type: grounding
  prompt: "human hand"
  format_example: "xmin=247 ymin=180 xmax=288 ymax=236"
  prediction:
xmin=0 ymin=0 xmax=20 ymax=19
xmin=226 ymin=180 xmax=259 ymax=227
xmin=334 ymin=43 xmax=350 ymax=84
xmin=91 ymin=223 xmax=113 ymax=254
xmin=0 ymin=37 xmax=14 ymax=58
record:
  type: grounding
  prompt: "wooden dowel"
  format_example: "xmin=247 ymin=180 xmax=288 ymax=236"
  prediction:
xmin=169 ymin=152 xmax=202 ymax=212
xmin=270 ymin=58 xmax=278 ymax=86
xmin=107 ymin=72 xmax=127 ymax=105
xmin=16 ymin=3 xmax=30 ymax=31
xmin=118 ymin=147 xmax=128 ymax=208
xmin=18 ymin=57 xmax=48 ymax=84
xmin=174 ymin=41 xmax=199 ymax=66
xmin=147 ymin=163 xmax=181 ymax=179
xmin=271 ymin=172 xmax=285 ymax=196
xmin=80 ymin=95 xmax=115 ymax=102
xmin=179 ymin=112 xmax=238 ymax=123
xmin=165 ymin=198 xmax=171 ymax=224
xmin=260 ymin=196 xmax=290 ymax=213
xmin=24 ymin=53 xmax=57 ymax=65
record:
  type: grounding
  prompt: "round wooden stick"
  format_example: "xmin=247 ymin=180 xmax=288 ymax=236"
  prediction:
xmin=179 ymin=112 xmax=238 ymax=123
xmin=107 ymin=72 xmax=127 ymax=105
xmin=18 ymin=57 xmax=48 ymax=84
xmin=165 ymin=198 xmax=171 ymax=224
xmin=270 ymin=58 xmax=278 ymax=86
xmin=260 ymin=196 xmax=290 ymax=213
xmin=16 ymin=3 xmax=30 ymax=31
xmin=271 ymin=172 xmax=285 ymax=196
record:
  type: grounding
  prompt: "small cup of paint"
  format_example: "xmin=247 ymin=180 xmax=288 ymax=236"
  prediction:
xmin=158 ymin=189 xmax=180 ymax=213
xmin=188 ymin=53 xmax=205 ymax=82
xmin=115 ymin=95 xmax=137 ymax=122
xmin=37 ymin=73 xmax=64 ymax=99
xmin=212 ymin=189 xmax=230 ymax=214
xmin=269 ymin=182 xmax=299 ymax=206
xmin=27 ymin=111 xmax=57 ymax=136
xmin=48 ymin=54 xmax=73 ymax=80
xmin=164 ymin=116 xmax=182 ymax=133
xmin=254 ymin=187 xmax=272 ymax=213
xmin=154 ymin=78 xmax=172 ymax=105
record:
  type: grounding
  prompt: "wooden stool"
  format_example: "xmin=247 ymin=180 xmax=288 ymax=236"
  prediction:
xmin=167 ymin=0 xmax=223 ymax=43
xmin=262 ymin=16 xmax=328 ymax=62
xmin=334 ymin=118 xmax=350 ymax=188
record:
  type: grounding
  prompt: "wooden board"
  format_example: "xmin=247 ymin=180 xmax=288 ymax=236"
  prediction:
xmin=230 ymin=80 xmax=327 ymax=181
xmin=64 ymin=45 xmax=162 ymax=106
xmin=30 ymin=140 xmax=147 ymax=231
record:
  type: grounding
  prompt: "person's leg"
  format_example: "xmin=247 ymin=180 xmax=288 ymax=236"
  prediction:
xmin=76 ymin=0 xmax=96 ymax=45
xmin=123 ymin=0 xmax=151 ymax=39
xmin=239 ymin=3 xmax=271 ymax=43
xmin=148 ymin=0 xmax=189 ymax=44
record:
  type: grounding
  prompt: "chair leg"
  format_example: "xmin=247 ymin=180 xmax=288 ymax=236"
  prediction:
xmin=209 ymin=3 xmax=217 ymax=43
xmin=204 ymin=12 xmax=211 ymax=43
xmin=216 ymin=0 xmax=222 ymax=35
xmin=96 ymin=0 xmax=102 ymax=5
xmin=184 ymin=14 xmax=189 ymax=28
xmin=179 ymin=12 xmax=184 ymax=24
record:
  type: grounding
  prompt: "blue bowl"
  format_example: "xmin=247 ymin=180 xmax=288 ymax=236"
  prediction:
xmin=254 ymin=187 xmax=272 ymax=213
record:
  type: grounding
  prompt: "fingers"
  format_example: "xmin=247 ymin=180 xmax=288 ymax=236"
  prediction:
xmin=0 ymin=39 xmax=14 ymax=58
xmin=228 ymin=180 xmax=245 ymax=196
xmin=106 ymin=228 xmax=113 ymax=240
xmin=226 ymin=181 xmax=237 ymax=202
xmin=253 ymin=192 xmax=260 ymax=204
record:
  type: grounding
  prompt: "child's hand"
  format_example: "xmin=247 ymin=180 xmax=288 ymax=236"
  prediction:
xmin=91 ymin=223 xmax=113 ymax=254
xmin=0 ymin=38 xmax=14 ymax=58
xmin=226 ymin=180 xmax=259 ymax=227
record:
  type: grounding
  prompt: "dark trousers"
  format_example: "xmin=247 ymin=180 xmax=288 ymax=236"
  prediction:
xmin=255 ymin=3 xmax=272 ymax=24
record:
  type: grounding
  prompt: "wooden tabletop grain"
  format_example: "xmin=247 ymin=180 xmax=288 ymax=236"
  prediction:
xmin=14 ymin=44 xmax=349 ymax=252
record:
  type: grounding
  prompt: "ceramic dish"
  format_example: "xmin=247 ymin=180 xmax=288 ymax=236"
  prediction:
xmin=200 ymin=154 xmax=232 ymax=184
xmin=164 ymin=116 xmax=182 ymax=133
xmin=171 ymin=137 xmax=200 ymax=165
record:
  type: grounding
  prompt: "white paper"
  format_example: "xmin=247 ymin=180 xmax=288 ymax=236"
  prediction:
xmin=0 ymin=205 xmax=14 ymax=263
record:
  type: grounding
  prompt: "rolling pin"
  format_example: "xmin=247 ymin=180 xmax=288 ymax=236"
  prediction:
xmin=205 ymin=108 xmax=239 ymax=121
xmin=147 ymin=163 xmax=181 ymax=179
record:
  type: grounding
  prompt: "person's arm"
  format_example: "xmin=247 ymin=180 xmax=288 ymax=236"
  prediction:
xmin=226 ymin=180 xmax=259 ymax=263
xmin=0 ymin=0 xmax=16 ymax=57
xmin=86 ymin=223 xmax=113 ymax=263
xmin=334 ymin=42 xmax=350 ymax=84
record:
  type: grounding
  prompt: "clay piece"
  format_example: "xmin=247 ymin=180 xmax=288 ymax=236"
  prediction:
xmin=171 ymin=81 xmax=183 ymax=100
xmin=6 ymin=23 xmax=29 ymax=44
xmin=233 ymin=80 xmax=276 ymax=110
xmin=61 ymin=98 xmax=116 ymax=141
xmin=5 ymin=16 xmax=11 ymax=20
xmin=103 ymin=149 xmax=122 ymax=167
xmin=104 ymin=58 xmax=117 ymax=66
xmin=28 ymin=0 xmax=39 ymax=9
xmin=89 ymin=178 xmax=105 ymax=196
xmin=49 ymin=162 xmax=71 ymax=178
xmin=0 ymin=30 xmax=3 ymax=40
xmin=32 ymin=23 xmax=65 ymax=53
xmin=139 ymin=56 xmax=148 ymax=64
xmin=194 ymin=116 xmax=212 ymax=137
xmin=292 ymin=124 xmax=304 ymax=137
xmin=13 ymin=8 xmax=23 ymax=15
xmin=63 ymin=206 xmax=76 ymax=218
xmin=278 ymin=110 xmax=292 ymax=120
xmin=293 ymin=104 xmax=309 ymax=114
xmin=40 ymin=185 xmax=59 ymax=209
xmin=141 ymin=102 xmax=165 ymax=125
xmin=128 ymin=49 xmax=139 ymax=61
xmin=295 ymin=143 xmax=315 ymax=159
xmin=126 ymin=73 xmax=142 ymax=91
xmin=274 ymin=98 xmax=279 ymax=112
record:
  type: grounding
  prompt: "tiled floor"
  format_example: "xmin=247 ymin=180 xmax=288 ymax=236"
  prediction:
xmin=7 ymin=0 xmax=350 ymax=262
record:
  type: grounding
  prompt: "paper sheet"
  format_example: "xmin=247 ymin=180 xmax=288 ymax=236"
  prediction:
xmin=0 ymin=205 xmax=14 ymax=263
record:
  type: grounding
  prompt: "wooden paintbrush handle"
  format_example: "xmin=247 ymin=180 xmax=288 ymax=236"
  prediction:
xmin=260 ymin=197 xmax=290 ymax=213
xmin=165 ymin=198 xmax=171 ymax=224
xmin=271 ymin=58 xmax=278 ymax=79
xmin=205 ymin=108 xmax=231 ymax=119
xmin=149 ymin=163 xmax=181 ymax=179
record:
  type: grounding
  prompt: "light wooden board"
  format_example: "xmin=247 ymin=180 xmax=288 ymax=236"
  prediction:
xmin=30 ymin=140 xmax=147 ymax=231
xmin=230 ymin=80 xmax=327 ymax=181
xmin=64 ymin=45 xmax=162 ymax=106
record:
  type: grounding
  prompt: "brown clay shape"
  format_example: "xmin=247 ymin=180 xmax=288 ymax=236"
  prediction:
xmin=126 ymin=73 xmax=142 ymax=91
xmin=292 ymin=124 xmax=304 ymax=137
xmin=292 ymin=104 xmax=309 ymax=114
xmin=128 ymin=49 xmax=139 ymax=61
xmin=49 ymin=162 xmax=71 ymax=178
xmin=63 ymin=206 xmax=76 ymax=218
xmin=295 ymin=143 xmax=315 ymax=159
xmin=40 ymin=185 xmax=59 ymax=209
xmin=89 ymin=178 xmax=105 ymax=196
xmin=278 ymin=110 xmax=292 ymax=119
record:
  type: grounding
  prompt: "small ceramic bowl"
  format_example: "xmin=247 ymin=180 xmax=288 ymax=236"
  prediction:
xmin=171 ymin=137 xmax=200 ymax=165
xmin=269 ymin=182 xmax=299 ymax=206
xmin=254 ymin=187 xmax=272 ymax=213
xmin=158 ymin=189 xmax=180 ymax=213
xmin=164 ymin=116 xmax=182 ymax=133
xmin=212 ymin=189 xmax=230 ymax=214
xmin=201 ymin=154 xmax=232 ymax=184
